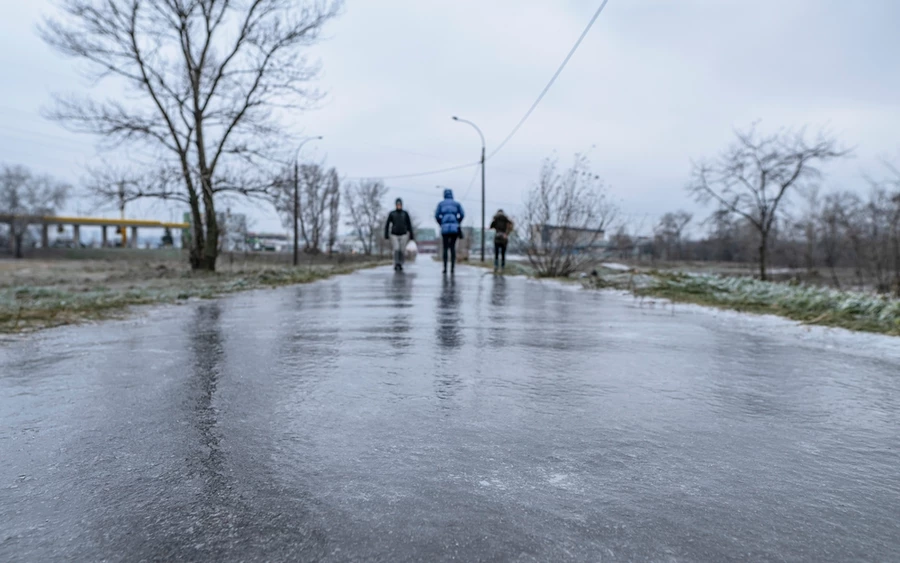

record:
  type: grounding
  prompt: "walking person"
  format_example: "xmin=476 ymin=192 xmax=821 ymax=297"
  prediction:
xmin=435 ymin=188 xmax=465 ymax=275
xmin=385 ymin=198 xmax=414 ymax=271
xmin=490 ymin=209 xmax=514 ymax=272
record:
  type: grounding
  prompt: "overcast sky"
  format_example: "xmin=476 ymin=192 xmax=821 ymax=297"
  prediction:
xmin=2 ymin=0 xmax=899 ymax=236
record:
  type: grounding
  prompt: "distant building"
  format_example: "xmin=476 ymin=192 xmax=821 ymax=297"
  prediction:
xmin=531 ymin=224 xmax=606 ymax=252
xmin=336 ymin=234 xmax=366 ymax=254
xmin=415 ymin=228 xmax=437 ymax=241
xmin=217 ymin=210 xmax=249 ymax=252
xmin=247 ymin=232 xmax=289 ymax=252
xmin=415 ymin=228 xmax=438 ymax=254
xmin=604 ymin=236 xmax=654 ymax=260
xmin=469 ymin=227 xmax=494 ymax=250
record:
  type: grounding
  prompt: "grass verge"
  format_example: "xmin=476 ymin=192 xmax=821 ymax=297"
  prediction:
xmin=0 ymin=259 xmax=385 ymax=334
xmin=583 ymin=269 xmax=900 ymax=336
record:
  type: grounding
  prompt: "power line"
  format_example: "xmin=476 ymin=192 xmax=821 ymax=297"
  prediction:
xmin=489 ymin=0 xmax=612 ymax=160
xmin=386 ymin=183 xmax=519 ymax=209
xmin=458 ymin=164 xmax=482 ymax=203
xmin=6 ymin=1 xmax=613 ymax=188
xmin=345 ymin=161 xmax=479 ymax=181
xmin=0 ymin=125 xmax=91 ymax=151
xmin=343 ymin=1 xmax=613 ymax=183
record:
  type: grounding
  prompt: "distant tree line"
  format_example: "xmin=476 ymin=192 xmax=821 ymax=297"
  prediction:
xmin=647 ymin=178 xmax=900 ymax=296
xmin=1 ymin=164 xmax=70 ymax=258
xmin=514 ymin=124 xmax=898 ymax=297
xmin=270 ymin=160 xmax=393 ymax=257
xmin=639 ymin=125 xmax=899 ymax=296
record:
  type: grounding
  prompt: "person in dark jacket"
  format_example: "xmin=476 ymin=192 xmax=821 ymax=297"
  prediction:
xmin=385 ymin=198 xmax=414 ymax=271
xmin=490 ymin=209 xmax=514 ymax=271
xmin=434 ymin=188 xmax=465 ymax=274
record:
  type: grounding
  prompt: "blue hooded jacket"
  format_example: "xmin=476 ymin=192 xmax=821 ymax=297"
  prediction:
xmin=435 ymin=189 xmax=465 ymax=235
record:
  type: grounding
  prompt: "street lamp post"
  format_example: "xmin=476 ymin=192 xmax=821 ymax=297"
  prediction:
xmin=293 ymin=136 xmax=323 ymax=266
xmin=452 ymin=116 xmax=486 ymax=263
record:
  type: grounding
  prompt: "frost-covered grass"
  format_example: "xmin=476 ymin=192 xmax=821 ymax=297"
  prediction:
xmin=0 ymin=260 xmax=384 ymax=333
xmin=585 ymin=271 xmax=900 ymax=336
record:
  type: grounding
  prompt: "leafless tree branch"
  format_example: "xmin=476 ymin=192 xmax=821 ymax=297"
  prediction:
xmin=687 ymin=123 xmax=851 ymax=280
xmin=522 ymin=154 xmax=618 ymax=277
xmin=40 ymin=0 xmax=341 ymax=270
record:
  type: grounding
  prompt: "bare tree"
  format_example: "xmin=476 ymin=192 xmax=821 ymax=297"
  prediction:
xmin=853 ymin=185 xmax=900 ymax=295
xmin=608 ymin=215 xmax=652 ymax=261
xmin=343 ymin=179 xmax=387 ymax=255
xmin=793 ymin=186 xmax=821 ymax=274
xmin=831 ymin=191 xmax=870 ymax=289
xmin=522 ymin=155 xmax=618 ymax=277
xmin=40 ymin=0 xmax=341 ymax=270
xmin=705 ymin=209 xmax=740 ymax=263
xmin=609 ymin=224 xmax=634 ymax=261
xmin=298 ymin=164 xmax=326 ymax=253
xmin=798 ymin=181 xmax=897 ymax=295
xmin=875 ymin=161 xmax=900 ymax=296
xmin=818 ymin=192 xmax=849 ymax=288
xmin=326 ymin=168 xmax=341 ymax=255
xmin=654 ymin=210 xmax=692 ymax=261
xmin=1 ymin=165 xmax=70 ymax=258
xmin=651 ymin=161 xmax=899 ymax=295
xmin=271 ymin=162 xmax=339 ymax=254
xmin=688 ymin=124 xmax=850 ymax=280
xmin=83 ymin=164 xmax=181 ymax=217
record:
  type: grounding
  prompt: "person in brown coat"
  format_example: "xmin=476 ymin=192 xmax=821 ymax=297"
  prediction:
xmin=490 ymin=209 xmax=514 ymax=272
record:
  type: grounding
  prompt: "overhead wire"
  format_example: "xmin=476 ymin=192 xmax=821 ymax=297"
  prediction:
xmin=345 ymin=161 xmax=479 ymax=181
xmin=6 ymin=2 xmax=613 ymax=209
xmin=458 ymin=164 xmax=482 ymax=203
xmin=344 ymin=0 xmax=611 ymax=182
xmin=488 ymin=0 xmax=612 ymax=160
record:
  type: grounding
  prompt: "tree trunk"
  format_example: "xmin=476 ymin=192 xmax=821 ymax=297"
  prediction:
xmin=188 ymin=199 xmax=205 ymax=271
xmin=194 ymin=89 xmax=218 ymax=271
xmin=805 ymin=228 xmax=816 ymax=274
xmin=829 ymin=266 xmax=841 ymax=290
xmin=202 ymin=199 xmax=219 ymax=271
xmin=893 ymin=224 xmax=900 ymax=298
xmin=197 ymin=165 xmax=218 ymax=271
xmin=758 ymin=233 xmax=768 ymax=281
xmin=14 ymin=234 xmax=23 ymax=259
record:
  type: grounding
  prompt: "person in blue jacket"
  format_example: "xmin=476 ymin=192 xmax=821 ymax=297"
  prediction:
xmin=435 ymin=188 xmax=465 ymax=274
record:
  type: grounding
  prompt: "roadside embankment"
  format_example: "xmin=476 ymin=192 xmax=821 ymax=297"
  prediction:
xmin=0 ymin=255 xmax=384 ymax=334
xmin=584 ymin=268 xmax=900 ymax=336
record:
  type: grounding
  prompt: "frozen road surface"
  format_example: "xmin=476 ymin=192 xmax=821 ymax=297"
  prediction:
xmin=2 ymin=262 xmax=899 ymax=562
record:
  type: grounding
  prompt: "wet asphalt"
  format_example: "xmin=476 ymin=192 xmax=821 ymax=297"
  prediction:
xmin=1 ymin=260 xmax=899 ymax=562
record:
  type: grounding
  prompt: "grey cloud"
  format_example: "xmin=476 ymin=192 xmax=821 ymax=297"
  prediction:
xmin=1 ymin=0 xmax=898 ymax=232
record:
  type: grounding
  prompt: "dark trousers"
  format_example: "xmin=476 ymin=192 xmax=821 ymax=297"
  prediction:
xmin=442 ymin=234 xmax=458 ymax=271
xmin=494 ymin=242 xmax=507 ymax=268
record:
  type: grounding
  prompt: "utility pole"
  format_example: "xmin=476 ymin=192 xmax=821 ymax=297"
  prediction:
xmin=292 ymin=136 xmax=323 ymax=266
xmin=452 ymin=116 xmax=486 ymax=262
xmin=293 ymin=159 xmax=299 ymax=266
xmin=117 ymin=180 xmax=127 ymax=248
xmin=481 ymin=144 xmax=486 ymax=263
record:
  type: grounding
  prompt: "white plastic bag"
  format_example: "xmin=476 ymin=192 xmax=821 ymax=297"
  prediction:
xmin=405 ymin=240 xmax=418 ymax=261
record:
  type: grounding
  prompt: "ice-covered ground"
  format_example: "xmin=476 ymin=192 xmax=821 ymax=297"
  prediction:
xmin=552 ymin=271 xmax=900 ymax=361
xmin=608 ymin=290 xmax=900 ymax=362
xmin=599 ymin=262 xmax=632 ymax=271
